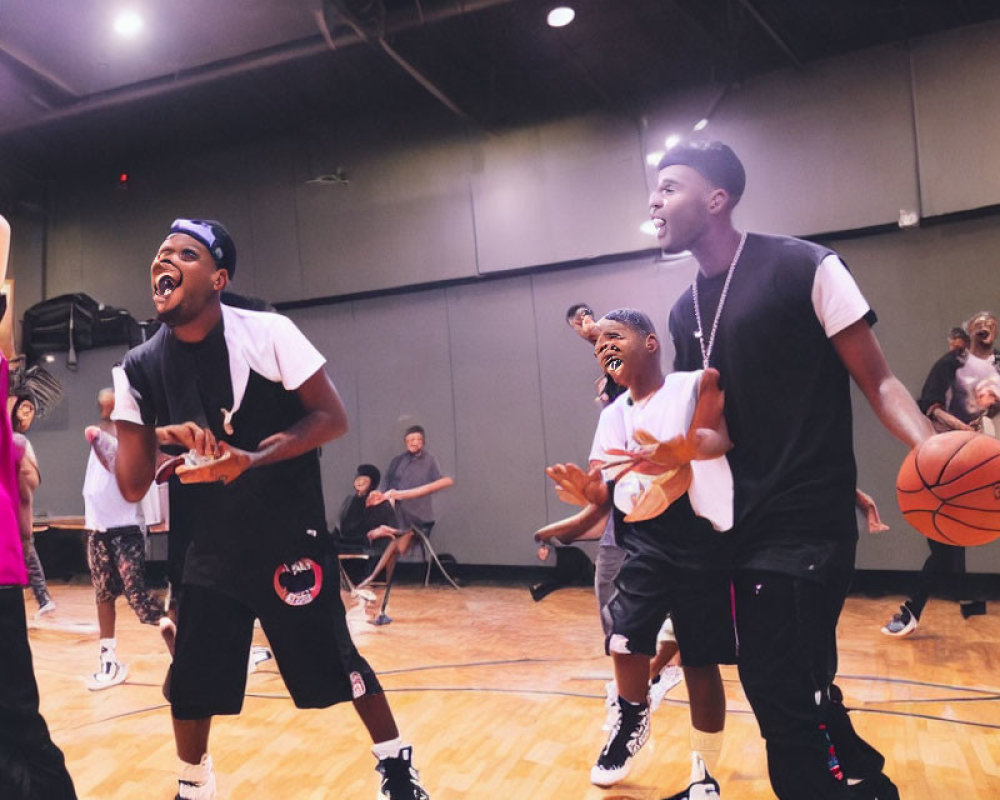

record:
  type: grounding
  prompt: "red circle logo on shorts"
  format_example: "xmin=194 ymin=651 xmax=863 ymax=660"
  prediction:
xmin=273 ymin=558 xmax=324 ymax=606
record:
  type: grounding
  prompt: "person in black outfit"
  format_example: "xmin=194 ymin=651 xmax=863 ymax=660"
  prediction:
xmin=881 ymin=314 xmax=999 ymax=636
xmin=334 ymin=464 xmax=398 ymax=590
xmin=650 ymin=141 xmax=933 ymax=799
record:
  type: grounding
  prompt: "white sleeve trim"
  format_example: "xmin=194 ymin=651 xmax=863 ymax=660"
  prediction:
xmin=222 ymin=306 xmax=328 ymax=415
xmin=811 ymin=255 xmax=871 ymax=338
xmin=110 ymin=365 xmax=144 ymax=425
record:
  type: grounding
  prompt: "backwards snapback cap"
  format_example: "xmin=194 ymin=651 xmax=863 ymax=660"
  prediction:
xmin=656 ymin=141 xmax=746 ymax=202
xmin=169 ymin=218 xmax=237 ymax=277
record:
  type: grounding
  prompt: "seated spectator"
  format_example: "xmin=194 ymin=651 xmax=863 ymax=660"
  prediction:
xmin=333 ymin=464 xmax=397 ymax=589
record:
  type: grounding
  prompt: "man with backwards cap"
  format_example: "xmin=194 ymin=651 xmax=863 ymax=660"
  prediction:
xmin=111 ymin=219 xmax=430 ymax=800
xmin=648 ymin=142 xmax=933 ymax=799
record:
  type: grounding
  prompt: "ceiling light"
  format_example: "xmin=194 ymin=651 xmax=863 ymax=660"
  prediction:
xmin=645 ymin=151 xmax=665 ymax=167
xmin=113 ymin=10 xmax=143 ymax=38
xmin=664 ymin=134 xmax=681 ymax=150
xmin=693 ymin=118 xmax=709 ymax=131
xmin=547 ymin=7 xmax=576 ymax=28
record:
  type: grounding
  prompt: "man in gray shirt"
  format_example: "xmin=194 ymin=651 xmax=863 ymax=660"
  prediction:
xmin=360 ymin=426 xmax=453 ymax=591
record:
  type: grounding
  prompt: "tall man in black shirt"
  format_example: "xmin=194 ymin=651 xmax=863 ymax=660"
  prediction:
xmin=650 ymin=142 xmax=933 ymax=799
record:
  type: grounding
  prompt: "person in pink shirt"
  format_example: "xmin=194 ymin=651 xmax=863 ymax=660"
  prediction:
xmin=0 ymin=215 xmax=76 ymax=798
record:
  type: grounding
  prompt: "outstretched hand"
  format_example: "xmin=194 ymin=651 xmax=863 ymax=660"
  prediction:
xmin=545 ymin=462 xmax=608 ymax=507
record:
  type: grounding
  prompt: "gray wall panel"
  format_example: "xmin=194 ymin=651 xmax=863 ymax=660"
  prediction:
xmin=911 ymin=20 xmax=1000 ymax=217
xmin=445 ymin=278 xmax=547 ymax=565
xmin=472 ymin=115 xmax=651 ymax=273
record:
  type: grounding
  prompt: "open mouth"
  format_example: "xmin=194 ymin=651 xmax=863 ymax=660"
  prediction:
xmin=606 ymin=357 xmax=623 ymax=373
xmin=154 ymin=273 xmax=181 ymax=298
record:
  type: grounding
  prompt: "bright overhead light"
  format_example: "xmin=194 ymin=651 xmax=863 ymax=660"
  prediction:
xmin=114 ymin=10 xmax=143 ymax=38
xmin=664 ymin=134 xmax=682 ymax=150
xmin=693 ymin=118 xmax=709 ymax=131
xmin=640 ymin=221 xmax=658 ymax=237
xmin=646 ymin=151 xmax=665 ymax=167
xmin=547 ymin=7 xmax=576 ymax=28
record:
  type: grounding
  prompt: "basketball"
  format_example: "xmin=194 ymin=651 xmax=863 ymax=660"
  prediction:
xmin=896 ymin=430 xmax=1000 ymax=546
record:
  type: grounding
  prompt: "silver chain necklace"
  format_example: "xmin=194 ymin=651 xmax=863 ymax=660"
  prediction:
xmin=692 ymin=231 xmax=747 ymax=369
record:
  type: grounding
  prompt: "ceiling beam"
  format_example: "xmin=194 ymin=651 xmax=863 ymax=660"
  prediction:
xmin=0 ymin=0 xmax=513 ymax=138
xmin=736 ymin=0 xmax=803 ymax=70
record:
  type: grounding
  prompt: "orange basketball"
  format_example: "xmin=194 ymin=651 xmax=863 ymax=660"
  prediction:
xmin=896 ymin=430 xmax=1000 ymax=546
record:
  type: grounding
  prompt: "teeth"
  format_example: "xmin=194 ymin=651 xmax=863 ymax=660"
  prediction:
xmin=155 ymin=274 xmax=178 ymax=297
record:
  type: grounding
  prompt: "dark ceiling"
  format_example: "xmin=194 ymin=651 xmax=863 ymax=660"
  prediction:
xmin=0 ymin=0 xmax=998 ymax=202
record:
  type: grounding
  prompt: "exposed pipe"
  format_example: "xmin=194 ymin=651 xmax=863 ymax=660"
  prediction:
xmin=320 ymin=0 xmax=487 ymax=127
xmin=736 ymin=0 xmax=803 ymax=70
xmin=0 ymin=0 xmax=514 ymax=137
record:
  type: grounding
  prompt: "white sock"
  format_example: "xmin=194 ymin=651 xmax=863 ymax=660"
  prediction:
xmin=690 ymin=728 xmax=724 ymax=776
xmin=371 ymin=736 xmax=407 ymax=759
xmin=179 ymin=754 xmax=213 ymax=784
xmin=99 ymin=638 xmax=117 ymax=659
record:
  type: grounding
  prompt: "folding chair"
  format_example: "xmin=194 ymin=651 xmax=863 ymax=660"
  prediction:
xmin=410 ymin=522 xmax=461 ymax=589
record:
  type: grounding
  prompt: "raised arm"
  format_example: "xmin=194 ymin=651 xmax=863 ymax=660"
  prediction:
xmin=386 ymin=475 xmax=454 ymax=503
xmin=831 ymin=320 xmax=934 ymax=449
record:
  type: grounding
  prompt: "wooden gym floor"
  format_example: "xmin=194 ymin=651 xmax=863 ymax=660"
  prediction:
xmin=23 ymin=581 xmax=1000 ymax=799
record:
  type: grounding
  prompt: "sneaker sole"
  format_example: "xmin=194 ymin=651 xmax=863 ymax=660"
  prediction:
xmin=86 ymin=663 xmax=129 ymax=691
xmin=590 ymin=761 xmax=633 ymax=787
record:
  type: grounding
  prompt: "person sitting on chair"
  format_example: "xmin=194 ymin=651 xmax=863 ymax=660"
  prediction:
xmin=334 ymin=464 xmax=397 ymax=593
xmin=361 ymin=426 xmax=453 ymax=591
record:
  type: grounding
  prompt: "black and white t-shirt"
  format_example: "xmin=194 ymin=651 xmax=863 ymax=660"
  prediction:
xmin=112 ymin=305 xmax=329 ymax=597
xmin=589 ymin=372 xmax=734 ymax=567
xmin=669 ymin=233 xmax=874 ymax=580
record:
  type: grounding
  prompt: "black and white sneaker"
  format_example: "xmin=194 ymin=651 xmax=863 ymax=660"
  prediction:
xmin=661 ymin=752 xmax=721 ymax=799
xmin=591 ymin=697 xmax=650 ymax=787
xmin=376 ymin=746 xmax=430 ymax=800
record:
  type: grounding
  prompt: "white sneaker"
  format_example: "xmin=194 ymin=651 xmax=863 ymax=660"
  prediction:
xmin=649 ymin=665 xmax=684 ymax=711
xmin=86 ymin=658 xmax=128 ymax=691
xmin=177 ymin=754 xmax=216 ymax=800
xmin=34 ymin=599 xmax=56 ymax=619
xmin=352 ymin=587 xmax=377 ymax=604
xmin=247 ymin=645 xmax=273 ymax=674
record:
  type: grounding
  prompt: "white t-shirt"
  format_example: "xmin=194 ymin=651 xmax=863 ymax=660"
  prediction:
xmin=83 ymin=444 xmax=161 ymax=532
xmin=590 ymin=370 xmax=733 ymax=532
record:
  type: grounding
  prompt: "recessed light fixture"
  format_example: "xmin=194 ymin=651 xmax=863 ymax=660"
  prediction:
xmin=645 ymin=151 xmax=665 ymax=167
xmin=693 ymin=118 xmax=709 ymax=132
xmin=664 ymin=134 xmax=681 ymax=150
xmin=114 ymin=10 xmax=143 ymax=38
xmin=547 ymin=6 xmax=575 ymax=28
